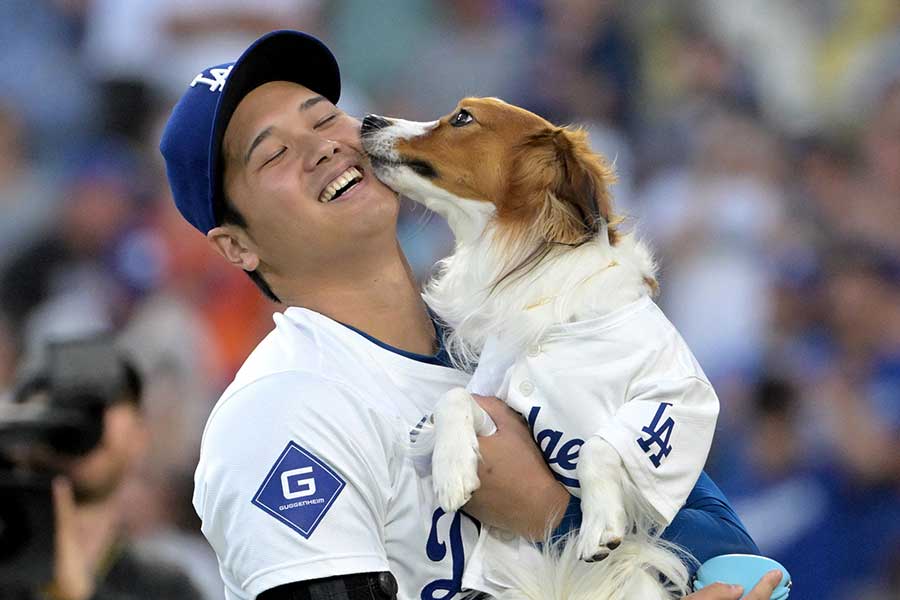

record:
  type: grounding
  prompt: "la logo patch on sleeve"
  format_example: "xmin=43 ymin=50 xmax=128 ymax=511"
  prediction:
xmin=252 ymin=441 xmax=346 ymax=538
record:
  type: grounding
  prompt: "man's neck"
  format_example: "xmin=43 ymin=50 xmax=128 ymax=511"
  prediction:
xmin=279 ymin=243 xmax=436 ymax=356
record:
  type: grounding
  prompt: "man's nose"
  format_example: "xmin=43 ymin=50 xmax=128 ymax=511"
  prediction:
xmin=361 ymin=115 xmax=392 ymax=136
xmin=312 ymin=139 xmax=340 ymax=168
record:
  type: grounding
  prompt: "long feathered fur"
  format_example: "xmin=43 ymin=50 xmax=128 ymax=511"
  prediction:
xmin=424 ymin=227 xmax=658 ymax=372
xmin=487 ymin=475 xmax=693 ymax=600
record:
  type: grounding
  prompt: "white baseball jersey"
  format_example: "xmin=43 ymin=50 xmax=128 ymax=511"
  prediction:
xmin=193 ymin=307 xmax=480 ymax=600
xmin=462 ymin=295 xmax=719 ymax=593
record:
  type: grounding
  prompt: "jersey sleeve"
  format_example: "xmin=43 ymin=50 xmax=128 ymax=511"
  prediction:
xmin=193 ymin=372 xmax=397 ymax=598
xmin=592 ymin=375 xmax=719 ymax=525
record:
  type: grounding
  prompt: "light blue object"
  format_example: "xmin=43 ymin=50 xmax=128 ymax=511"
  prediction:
xmin=693 ymin=554 xmax=792 ymax=599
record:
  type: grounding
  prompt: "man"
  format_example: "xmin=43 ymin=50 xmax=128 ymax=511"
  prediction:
xmin=160 ymin=30 xmax=780 ymax=600
xmin=10 ymin=340 xmax=201 ymax=600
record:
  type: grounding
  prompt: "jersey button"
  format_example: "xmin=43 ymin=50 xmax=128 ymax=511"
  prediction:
xmin=527 ymin=344 xmax=541 ymax=357
xmin=518 ymin=380 xmax=535 ymax=396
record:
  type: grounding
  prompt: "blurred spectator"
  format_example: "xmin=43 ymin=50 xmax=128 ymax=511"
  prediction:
xmin=854 ymin=81 xmax=900 ymax=254
xmin=694 ymin=0 xmax=822 ymax=133
xmin=10 ymin=344 xmax=203 ymax=600
xmin=0 ymin=103 xmax=59 ymax=274
xmin=530 ymin=0 xmax=639 ymax=130
xmin=81 ymin=0 xmax=319 ymax=102
xmin=635 ymin=15 xmax=759 ymax=176
xmin=818 ymin=245 xmax=900 ymax=483
xmin=389 ymin=0 xmax=533 ymax=118
xmin=0 ymin=139 xmax=144 ymax=356
xmin=637 ymin=110 xmax=785 ymax=385
xmin=0 ymin=0 xmax=97 ymax=158
xmin=528 ymin=0 xmax=639 ymax=208
xmin=718 ymin=376 xmax=900 ymax=600
xmin=817 ymin=0 xmax=900 ymax=129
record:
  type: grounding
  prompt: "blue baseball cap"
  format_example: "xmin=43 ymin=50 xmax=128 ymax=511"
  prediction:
xmin=159 ymin=30 xmax=341 ymax=234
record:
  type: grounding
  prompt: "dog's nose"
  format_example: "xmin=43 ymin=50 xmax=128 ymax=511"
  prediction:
xmin=361 ymin=114 xmax=392 ymax=136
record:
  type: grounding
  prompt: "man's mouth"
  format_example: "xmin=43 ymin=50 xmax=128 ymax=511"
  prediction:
xmin=319 ymin=166 xmax=364 ymax=203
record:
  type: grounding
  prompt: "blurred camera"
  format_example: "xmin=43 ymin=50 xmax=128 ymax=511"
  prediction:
xmin=0 ymin=335 xmax=129 ymax=589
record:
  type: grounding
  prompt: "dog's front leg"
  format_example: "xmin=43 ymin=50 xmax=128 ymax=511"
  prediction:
xmin=431 ymin=387 xmax=496 ymax=512
xmin=575 ymin=436 xmax=628 ymax=562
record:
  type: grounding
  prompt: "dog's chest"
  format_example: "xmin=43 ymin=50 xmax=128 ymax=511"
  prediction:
xmin=470 ymin=297 xmax=681 ymax=494
xmin=498 ymin=337 xmax=641 ymax=494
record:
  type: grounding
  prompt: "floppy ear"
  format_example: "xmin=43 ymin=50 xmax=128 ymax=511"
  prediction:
xmin=506 ymin=127 xmax=618 ymax=246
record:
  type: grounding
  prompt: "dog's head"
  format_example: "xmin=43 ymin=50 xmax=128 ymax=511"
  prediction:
xmin=361 ymin=97 xmax=618 ymax=247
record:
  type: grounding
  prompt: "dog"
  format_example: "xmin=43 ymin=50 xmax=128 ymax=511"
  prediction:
xmin=361 ymin=98 xmax=720 ymax=599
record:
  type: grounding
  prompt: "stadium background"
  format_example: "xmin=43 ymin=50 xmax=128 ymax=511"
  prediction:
xmin=1 ymin=1 xmax=899 ymax=598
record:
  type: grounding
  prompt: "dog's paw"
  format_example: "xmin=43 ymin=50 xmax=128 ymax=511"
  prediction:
xmin=431 ymin=427 xmax=481 ymax=512
xmin=575 ymin=500 xmax=628 ymax=562
xmin=575 ymin=436 xmax=629 ymax=562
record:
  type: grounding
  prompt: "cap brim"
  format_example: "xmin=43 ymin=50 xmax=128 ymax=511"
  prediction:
xmin=209 ymin=30 xmax=341 ymax=223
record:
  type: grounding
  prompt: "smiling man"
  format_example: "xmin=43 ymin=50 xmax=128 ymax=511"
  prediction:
xmin=160 ymin=30 xmax=779 ymax=600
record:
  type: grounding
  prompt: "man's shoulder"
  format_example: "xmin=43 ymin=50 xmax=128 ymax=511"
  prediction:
xmin=230 ymin=316 xmax=321 ymax=386
xmin=205 ymin=368 xmax=377 ymax=444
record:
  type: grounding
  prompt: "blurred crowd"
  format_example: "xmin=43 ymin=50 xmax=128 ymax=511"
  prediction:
xmin=0 ymin=1 xmax=898 ymax=598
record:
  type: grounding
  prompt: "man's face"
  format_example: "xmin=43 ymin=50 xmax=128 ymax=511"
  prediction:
xmin=25 ymin=402 xmax=147 ymax=504
xmin=64 ymin=403 xmax=146 ymax=503
xmin=219 ymin=82 xmax=400 ymax=283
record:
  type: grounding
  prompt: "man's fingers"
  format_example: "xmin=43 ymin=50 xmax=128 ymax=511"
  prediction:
xmin=52 ymin=477 xmax=76 ymax=532
xmin=743 ymin=569 xmax=784 ymax=600
xmin=685 ymin=569 xmax=784 ymax=600
xmin=684 ymin=582 xmax=743 ymax=599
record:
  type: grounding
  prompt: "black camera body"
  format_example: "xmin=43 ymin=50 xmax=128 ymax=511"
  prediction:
xmin=0 ymin=336 xmax=127 ymax=589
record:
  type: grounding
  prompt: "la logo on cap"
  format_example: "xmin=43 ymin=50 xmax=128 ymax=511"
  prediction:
xmin=190 ymin=65 xmax=233 ymax=92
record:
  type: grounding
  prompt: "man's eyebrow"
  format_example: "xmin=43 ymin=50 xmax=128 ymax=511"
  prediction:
xmin=243 ymin=96 xmax=328 ymax=166
xmin=299 ymin=95 xmax=326 ymax=112
xmin=244 ymin=127 xmax=273 ymax=166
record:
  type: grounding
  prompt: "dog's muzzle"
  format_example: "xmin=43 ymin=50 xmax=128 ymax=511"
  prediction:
xmin=361 ymin=114 xmax=392 ymax=136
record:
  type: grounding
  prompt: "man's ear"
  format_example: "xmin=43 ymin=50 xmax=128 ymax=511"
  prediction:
xmin=207 ymin=226 xmax=260 ymax=272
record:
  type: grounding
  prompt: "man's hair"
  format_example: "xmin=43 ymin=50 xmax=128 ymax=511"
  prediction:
xmin=219 ymin=197 xmax=282 ymax=303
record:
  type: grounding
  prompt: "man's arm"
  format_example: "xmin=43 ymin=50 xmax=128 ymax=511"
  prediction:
xmin=463 ymin=395 xmax=569 ymax=539
xmin=196 ymin=373 xmax=394 ymax=598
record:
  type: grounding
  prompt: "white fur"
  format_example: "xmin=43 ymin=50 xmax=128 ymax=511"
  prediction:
xmin=490 ymin=475 xmax=691 ymax=600
xmin=362 ymin=117 xmax=439 ymax=162
xmin=426 ymin=228 xmax=657 ymax=370
xmin=487 ymin=471 xmax=691 ymax=600
xmin=364 ymin=119 xmax=683 ymax=599
xmin=430 ymin=387 xmax=496 ymax=511
xmin=575 ymin=436 xmax=629 ymax=562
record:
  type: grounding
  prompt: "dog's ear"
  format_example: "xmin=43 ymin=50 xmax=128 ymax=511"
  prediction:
xmin=507 ymin=127 xmax=618 ymax=246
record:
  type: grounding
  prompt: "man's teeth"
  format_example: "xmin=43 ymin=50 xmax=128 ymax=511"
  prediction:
xmin=319 ymin=167 xmax=363 ymax=203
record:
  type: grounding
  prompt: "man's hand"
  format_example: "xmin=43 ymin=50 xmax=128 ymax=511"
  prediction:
xmin=463 ymin=395 xmax=570 ymax=540
xmin=684 ymin=569 xmax=784 ymax=599
xmin=44 ymin=477 xmax=95 ymax=600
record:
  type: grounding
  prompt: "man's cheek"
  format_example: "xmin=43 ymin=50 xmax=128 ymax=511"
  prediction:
xmin=338 ymin=118 xmax=364 ymax=151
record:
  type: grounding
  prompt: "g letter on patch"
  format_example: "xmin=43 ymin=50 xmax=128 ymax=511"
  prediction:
xmin=252 ymin=441 xmax=345 ymax=538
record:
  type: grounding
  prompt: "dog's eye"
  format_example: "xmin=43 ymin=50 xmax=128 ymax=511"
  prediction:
xmin=451 ymin=109 xmax=474 ymax=127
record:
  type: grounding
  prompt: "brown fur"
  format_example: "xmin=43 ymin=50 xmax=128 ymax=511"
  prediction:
xmin=393 ymin=98 xmax=620 ymax=249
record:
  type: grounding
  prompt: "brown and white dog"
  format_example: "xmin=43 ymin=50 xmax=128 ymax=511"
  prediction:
xmin=361 ymin=99 xmax=712 ymax=599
